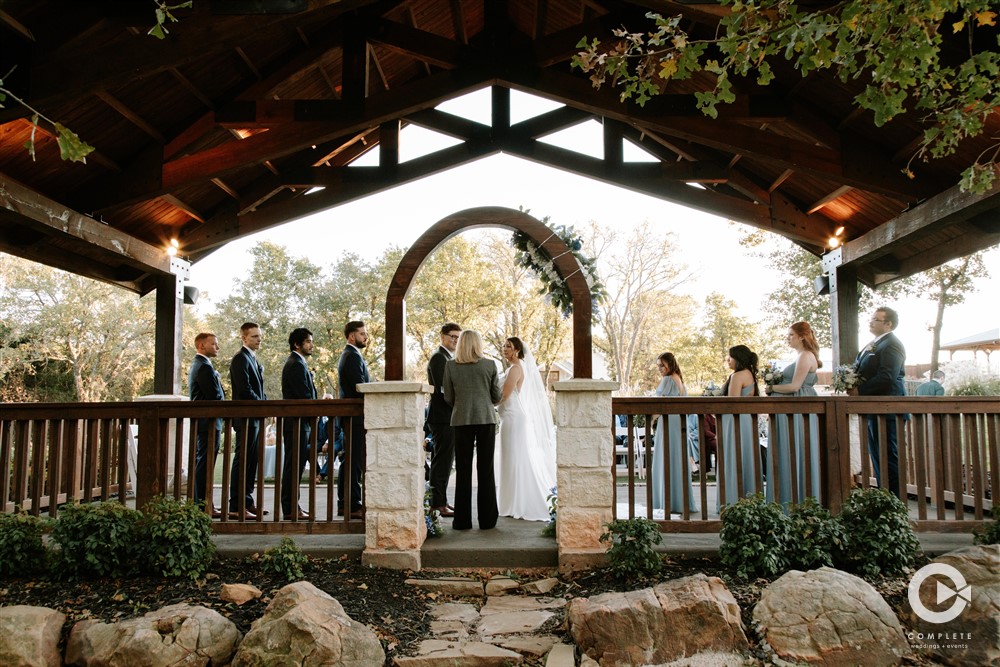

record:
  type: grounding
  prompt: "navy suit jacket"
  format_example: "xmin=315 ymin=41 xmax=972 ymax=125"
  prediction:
xmin=282 ymin=352 xmax=316 ymax=400
xmin=230 ymin=347 xmax=266 ymax=401
xmin=856 ymin=332 xmax=906 ymax=397
xmin=426 ymin=346 xmax=453 ymax=424
xmin=189 ymin=354 xmax=224 ymax=432
xmin=337 ymin=345 xmax=370 ymax=399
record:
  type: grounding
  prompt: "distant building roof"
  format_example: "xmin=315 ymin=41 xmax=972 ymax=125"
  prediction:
xmin=940 ymin=328 xmax=1000 ymax=352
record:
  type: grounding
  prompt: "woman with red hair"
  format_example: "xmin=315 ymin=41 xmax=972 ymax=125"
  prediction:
xmin=764 ymin=321 xmax=822 ymax=506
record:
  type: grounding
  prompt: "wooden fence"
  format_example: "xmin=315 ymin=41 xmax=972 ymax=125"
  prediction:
xmin=611 ymin=396 xmax=997 ymax=533
xmin=1 ymin=400 xmax=365 ymax=534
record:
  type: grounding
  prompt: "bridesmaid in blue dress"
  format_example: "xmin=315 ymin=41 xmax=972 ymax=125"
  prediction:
xmin=650 ymin=353 xmax=700 ymax=514
xmin=765 ymin=321 xmax=822 ymax=507
xmin=717 ymin=345 xmax=761 ymax=512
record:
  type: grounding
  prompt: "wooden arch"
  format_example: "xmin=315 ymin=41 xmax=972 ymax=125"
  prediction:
xmin=384 ymin=207 xmax=593 ymax=381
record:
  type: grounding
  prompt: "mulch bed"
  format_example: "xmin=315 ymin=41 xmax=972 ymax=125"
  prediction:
xmin=1 ymin=554 xmax=927 ymax=666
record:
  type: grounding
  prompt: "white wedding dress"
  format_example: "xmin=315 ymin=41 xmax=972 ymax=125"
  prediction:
xmin=496 ymin=351 xmax=557 ymax=521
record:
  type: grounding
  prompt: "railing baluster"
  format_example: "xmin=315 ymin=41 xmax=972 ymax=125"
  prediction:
xmin=913 ymin=414 xmax=928 ymax=520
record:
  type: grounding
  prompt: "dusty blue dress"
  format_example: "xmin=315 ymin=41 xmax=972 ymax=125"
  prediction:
xmin=650 ymin=377 xmax=700 ymax=514
xmin=717 ymin=384 xmax=758 ymax=512
xmin=767 ymin=361 xmax=821 ymax=507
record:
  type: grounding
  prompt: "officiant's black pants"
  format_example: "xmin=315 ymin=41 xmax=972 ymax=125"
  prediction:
xmin=453 ymin=423 xmax=498 ymax=530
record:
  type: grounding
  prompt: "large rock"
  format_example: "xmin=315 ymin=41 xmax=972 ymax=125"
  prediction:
xmin=568 ymin=574 xmax=748 ymax=665
xmin=904 ymin=544 xmax=1000 ymax=667
xmin=754 ymin=567 xmax=908 ymax=666
xmin=65 ymin=603 xmax=239 ymax=667
xmin=232 ymin=580 xmax=385 ymax=667
xmin=0 ymin=606 xmax=65 ymax=667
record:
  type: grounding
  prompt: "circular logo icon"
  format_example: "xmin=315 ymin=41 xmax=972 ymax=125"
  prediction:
xmin=908 ymin=563 xmax=972 ymax=624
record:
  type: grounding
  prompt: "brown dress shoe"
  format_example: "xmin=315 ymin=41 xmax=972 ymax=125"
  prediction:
xmin=228 ymin=510 xmax=257 ymax=520
xmin=433 ymin=506 xmax=455 ymax=517
xmin=283 ymin=510 xmax=310 ymax=521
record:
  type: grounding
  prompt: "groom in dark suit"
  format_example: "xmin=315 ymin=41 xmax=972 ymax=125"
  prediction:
xmin=850 ymin=306 xmax=906 ymax=497
xmin=427 ymin=323 xmax=461 ymax=516
xmin=280 ymin=327 xmax=318 ymax=520
xmin=337 ymin=320 xmax=371 ymax=519
xmin=189 ymin=332 xmax=225 ymax=516
xmin=229 ymin=322 xmax=265 ymax=519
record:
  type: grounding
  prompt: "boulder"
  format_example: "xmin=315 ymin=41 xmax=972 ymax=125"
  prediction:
xmin=568 ymin=574 xmax=748 ymax=665
xmin=220 ymin=583 xmax=262 ymax=605
xmin=65 ymin=603 xmax=239 ymax=667
xmin=904 ymin=545 xmax=1000 ymax=667
xmin=754 ymin=567 xmax=908 ymax=666
xmin=232 ymin=580 xmax=384 ymax=667
xmin=0 ymin=606 xmax=65 ymax=667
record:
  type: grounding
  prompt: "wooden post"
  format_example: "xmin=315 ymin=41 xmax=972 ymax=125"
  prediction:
xmin=826 ymin=249 xmax=860 ymax=367
xmin=153 ymin=269 xmax=183 ymax=395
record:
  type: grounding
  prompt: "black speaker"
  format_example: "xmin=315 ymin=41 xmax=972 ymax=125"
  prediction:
xmin=183 ymin=285 xmax=200 ymax=305
xmin=813 ymin=275 xmax=830 ymax=296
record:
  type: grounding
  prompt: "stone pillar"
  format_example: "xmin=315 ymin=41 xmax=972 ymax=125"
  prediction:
xmin=359 ymin=381 xmax=432 ymax=570
xmin=553 ymin=379 xmax=618 ymax=573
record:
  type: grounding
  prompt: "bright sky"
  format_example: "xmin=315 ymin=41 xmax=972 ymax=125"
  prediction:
xmin=188 ymin=89 xmax=999 ymax=367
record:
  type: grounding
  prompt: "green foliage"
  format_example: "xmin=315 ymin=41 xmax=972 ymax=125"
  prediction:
xmin=973 ymin=505 xmax=1000 ymax=545
xmin=600 ymin=517 xmax=663 ymax=581
xmin=0 ymin=512 xmax=50 ymax=577
xmin=49 ymin=501 xmax=143 ymax=579
xmin=785 ymin=497 xmax=846 ymax=570
xmin=541 ymin=486 xmax=558 ymax=537
xmin=0 ymin=70 xmax=95 ymax=164
xmin=719 ymin=494 xmax=791 ymax=580
xmin=138 ymin=496 xmax=215 ymax=580
xmin=149 ymin=1 xmax=193 ymax=39
xmin=834 ymin=488 xmax=920 ymax=579
xmin=260 ymin=537 xmax=309 ymax=582
xmin=572 ymin=2 xmax=1000 ymax=192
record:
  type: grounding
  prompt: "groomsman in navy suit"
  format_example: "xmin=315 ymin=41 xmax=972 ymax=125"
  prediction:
xmin=280 ymin=327 xmax=319 ymax=520
xmin=337 ymin=320 xmax=371 ymax=519
xmin=229 ymin=322 xmax=266 ymax=518
xmin=189 ymin=332 xmax=225 ymax=516
xmin=427 ymin=322 xmax=461 ymax=516
xmin=850 ymin=306 xmax=906 ymax=497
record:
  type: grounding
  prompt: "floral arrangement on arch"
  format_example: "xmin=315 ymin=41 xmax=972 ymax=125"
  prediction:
xmin=510 ymin=221 xmax=605 ymax=318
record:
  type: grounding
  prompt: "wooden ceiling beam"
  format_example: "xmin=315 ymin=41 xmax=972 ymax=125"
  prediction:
xmin=404 ymin=108 xmax=491 ymax=141
xmin=807 ymin=185 xmax=853 ymax=215
xmin=95 ymin=90 xmax=165 ymax=144
xmin=0 ymin=9 xmax=34 ymax=41
xmin=161 ymin=194 xmax=206 ymax=223
xmin=369 ymin=18 xmax=466 ymax=69
xmin=450 ymin=0 xmax=467 ymax=44
xmin=0 ymin=172 xmax=172 ymax=287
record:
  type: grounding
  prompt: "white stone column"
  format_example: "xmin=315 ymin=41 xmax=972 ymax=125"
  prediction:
xmin=553 ymin=379 xmax=618 ymax=573
xmin=359 ymin=381 xmax=432 ymax=570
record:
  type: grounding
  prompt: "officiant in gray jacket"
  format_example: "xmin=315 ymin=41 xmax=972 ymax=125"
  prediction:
xmin=442 ymin=330 xmax=502 ymax=531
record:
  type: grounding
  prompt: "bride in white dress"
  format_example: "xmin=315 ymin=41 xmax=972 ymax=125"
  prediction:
xmin=496 ymin=337 xmax=557 ymax=521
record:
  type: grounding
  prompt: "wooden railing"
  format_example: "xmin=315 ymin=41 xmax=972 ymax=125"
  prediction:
xmin=1 ymin=400 xmax=365 ymax=534
xmin=611 ymin=396 xmax=997 ymax=533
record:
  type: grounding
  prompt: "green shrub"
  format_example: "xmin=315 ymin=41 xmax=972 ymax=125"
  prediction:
xmin=600 ymin=517 xmax=662 ymax=581
xmin=834 ymin=488 xmax=920 ymax=578
xmin=973 ymin=505 xmax=1000 ymax=545
xmin=0 ymin=512 xmax=50 ymax=577
xmin=138 ymin=496 xmax=215 ymax=580
xmin=49 ymin=501 xmax=142 ymax=579
xmin=260 ymin=537 xmax=308 ymax=582
xmin=541 ymin=486 xmax=557 ymax=537
xmin=786 ymin=497 xmax=845 ymax=570
xmin=719 ymin=493 xmax=791 ymax=580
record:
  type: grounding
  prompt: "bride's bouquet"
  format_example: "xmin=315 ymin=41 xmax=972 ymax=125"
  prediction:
xmin=832 ymin=364 xmax=862 ymax=393
xmin=759 ymin=362 xmax=784 ymax=387
xmin=703 ymin=381 xmax=724 ymax=397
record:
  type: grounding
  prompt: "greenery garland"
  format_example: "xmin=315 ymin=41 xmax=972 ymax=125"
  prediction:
xmin=510 ymin=221 xmax=606 ymax=317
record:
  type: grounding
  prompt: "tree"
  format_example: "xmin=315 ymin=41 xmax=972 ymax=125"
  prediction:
xmin=0 ymin=254 xmax=156 ymax=401
xmin=587 ymin=221 xmax=696 ymax=393
xmin=573 ymin=1 xmax=1000 ymax=192
xmin=915 ymin=251 xmax=991 ymax=371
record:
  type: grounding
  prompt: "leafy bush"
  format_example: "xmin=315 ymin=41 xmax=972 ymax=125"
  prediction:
xmin=0 ymin=512 xmax=50 ymax=577
xmin=834 ymin=488 xmax=920 ymax=578
xmin=138 ymin=496 xmax=215 ymax=579
xmin=719 ymin=494 xmax=790 ymax=580
xmin=541 ymin=486 xmax=557 ymax=537
xmin=600 ymin=517 xmax=662 ymax=581
xmin=786 ymin=497 xmax=845 ymax=570
xmin=973 ymin=504 xmax=1000 ymax=545
xmin=49 ymin=501 xmax=143 ymax=579
xmin=260 ymin=537 xmax=308 ymax=582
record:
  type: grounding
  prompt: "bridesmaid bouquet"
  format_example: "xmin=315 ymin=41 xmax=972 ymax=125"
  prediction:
xmin=832 ymin=364 xmax=862 ymax=393
xmin=703 ymin=381 xmax=723 ymax=397
xmin=759 ymin=362 xmax=784 ymax=387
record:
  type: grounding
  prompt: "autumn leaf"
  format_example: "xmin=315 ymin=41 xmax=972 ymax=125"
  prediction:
xmin=974 ymin=10 xmax=996 ymax=26
xmin=659 ymin=59 xmax=678 ymax=80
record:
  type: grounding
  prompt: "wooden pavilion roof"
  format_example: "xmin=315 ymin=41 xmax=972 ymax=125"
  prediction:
xmin=2 ymin=0 xmax=998 ymax=294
